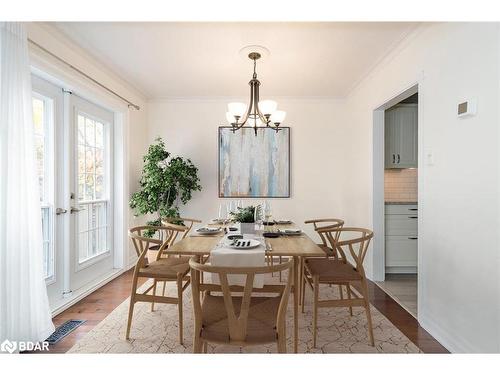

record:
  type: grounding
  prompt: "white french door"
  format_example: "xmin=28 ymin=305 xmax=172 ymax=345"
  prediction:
xmin=32 ymin=75 xmax=115 ymax=309
xmin=69 ymin=95 xmax=114 ymax=292
xmin=32 ymin=75 xmax=63 ymax=306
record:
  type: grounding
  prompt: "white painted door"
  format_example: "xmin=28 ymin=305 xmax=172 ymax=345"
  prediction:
xmin=31 ymin=75 xmax=65 ymax=307
xmin=69 ymin=95 xmax=114 ymax=293
xmin=32 ymin=75 xmax=116 ymax=308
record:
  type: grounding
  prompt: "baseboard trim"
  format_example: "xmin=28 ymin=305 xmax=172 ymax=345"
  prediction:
xmin=51 ymin=263 xmax=135 ymax=317
xmin=419 ymin=311 xmax=477 ymax=353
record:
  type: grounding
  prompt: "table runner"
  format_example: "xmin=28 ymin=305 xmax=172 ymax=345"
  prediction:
xmin=209 ymin=231 xmax=265 ymax=288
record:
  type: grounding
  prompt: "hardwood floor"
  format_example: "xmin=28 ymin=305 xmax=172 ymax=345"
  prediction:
xmin=376 ymin=274 xmax=418 ymax=317
xmin=367 ymin=279 xmax=448 ymax=353
xmin=39 ymin=271 xmax=146 ymax=354
xmin=40 ymin=270 xmax=447 ymax=354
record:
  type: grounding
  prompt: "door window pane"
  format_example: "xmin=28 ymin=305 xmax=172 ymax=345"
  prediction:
xmin=77 ymin=111 xmax=109 ymax=264
xmin=33 ymin=95 xmax=54 ymax=280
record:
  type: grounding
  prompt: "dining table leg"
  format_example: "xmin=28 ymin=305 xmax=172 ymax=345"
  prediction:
xmin=293 ymin=255 xmax=299 ymax=353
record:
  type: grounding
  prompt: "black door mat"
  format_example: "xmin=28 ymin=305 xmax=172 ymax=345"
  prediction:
xmin=45 ymin=319 xmax=86 ymax=345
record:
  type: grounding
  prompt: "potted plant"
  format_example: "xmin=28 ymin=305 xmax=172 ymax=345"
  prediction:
xmin=230 ymin=205 xmax=261 ymax=235
xmin=129 ymin=137 xmax=202 ymax=238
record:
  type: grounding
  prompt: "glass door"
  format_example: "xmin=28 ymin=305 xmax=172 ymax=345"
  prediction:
xmin=32 ymin=75 xmax=115 ymax=309
xmin=69 ymin=95 xmax=114 ymax=292
xmin=32 ymin=75 xmax=64 ymax=307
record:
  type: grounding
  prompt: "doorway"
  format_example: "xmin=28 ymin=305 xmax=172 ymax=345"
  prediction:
xmin=372 ymin=84 xmax=420 ymax=318
xmin=32 ymin=75 xmax=115 ymax=310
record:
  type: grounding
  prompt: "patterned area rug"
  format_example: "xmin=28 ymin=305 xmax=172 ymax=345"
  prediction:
xmin=68 ymin=273 xmax=420 ymax=354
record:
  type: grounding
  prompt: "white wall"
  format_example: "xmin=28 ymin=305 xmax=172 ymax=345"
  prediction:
xmin=147 ymin=98 xmax=345 ymax=239
xmin=26 ymin=23 xmax=149 ymax=266
xmin=342 ymin=23 xmax=500 ymax=352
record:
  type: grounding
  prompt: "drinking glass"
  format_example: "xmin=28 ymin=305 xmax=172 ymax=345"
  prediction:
xmin=218 ymin=203 xmax=226 ymax=221
xmin=226 ymin=201 xmax=235 ymax=221
xmin=254 ymin=203 xmax=263 ymax=232
xmin=263 ymin=201 xmax=272 ymax=231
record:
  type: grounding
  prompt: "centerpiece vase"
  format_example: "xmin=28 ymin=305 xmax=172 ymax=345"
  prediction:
xmin=240 ymin=222 xmax=256 ymax=235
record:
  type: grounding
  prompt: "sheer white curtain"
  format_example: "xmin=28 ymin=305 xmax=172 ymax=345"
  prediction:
xmin=0 ymin=22 xmax=54 ymax=343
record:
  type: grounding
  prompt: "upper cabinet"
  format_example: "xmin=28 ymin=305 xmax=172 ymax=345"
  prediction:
xmin=385 ymin=104 xmax=418 ymax=169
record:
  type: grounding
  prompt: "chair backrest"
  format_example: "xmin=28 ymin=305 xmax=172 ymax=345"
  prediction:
xmin=316 ymin=227 xmax=374 ymax=277
xmin=189 ymin=258 xmax=293 ymax=343
xmin=128 ymin=225 xmax=187 ymax=265
xmin=304 ymin=218 xmax=344 ymax=257
xmin=162 ymin=217 xmax=201 ymax=238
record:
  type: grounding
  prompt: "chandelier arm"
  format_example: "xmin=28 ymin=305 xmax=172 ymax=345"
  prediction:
xmin=232 ymin=80 xmax=254 ymax=131
xmin=252 ymin=80 xmax=269 ymax=125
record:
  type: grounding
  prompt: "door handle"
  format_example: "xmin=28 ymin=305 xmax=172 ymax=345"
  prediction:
xmin=408 ymin=216 xmax=418 ymax=219
xmin=408 ymin=237 xmax=418 ymax=240
xmin=70 ymin=206 xmax=85 ymax=214
xmin=392 ymin=154 xmax=395 ymax=163
xmin=56 ymin=208 xmax=67 ymax=215
xmin=408 ymin=208 xmax=418 ymax=211
xmin=397 ymin=154 xmax=400 ymax=163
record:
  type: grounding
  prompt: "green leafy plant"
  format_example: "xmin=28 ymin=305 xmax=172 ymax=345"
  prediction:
xmin=129 ymin=137 xmax=202 ymax=236
xmin=230 ymin=205 xmax=261 ymax=223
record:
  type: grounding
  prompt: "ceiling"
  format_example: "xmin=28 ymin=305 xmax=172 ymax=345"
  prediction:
xmin=52 ymin=22 xmax=419 ymax=99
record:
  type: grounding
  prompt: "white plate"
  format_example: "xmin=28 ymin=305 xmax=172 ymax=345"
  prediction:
xmin=276 ymin=219 xmax=292 ymax=224
xmin=196 ymin=227 xmax=222 ymax=235
xmin=226 ymin=239 xmax=261 ymax=249
xmin=282 ymin=229 xmax=302 ymax=235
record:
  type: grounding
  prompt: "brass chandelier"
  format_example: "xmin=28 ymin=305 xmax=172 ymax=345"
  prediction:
xmin=225 ymin=51 xmax=286 ymax=136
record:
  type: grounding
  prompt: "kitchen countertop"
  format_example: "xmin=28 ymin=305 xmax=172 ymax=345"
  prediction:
xmin=385 ymin=201 xmax=417 ymax=205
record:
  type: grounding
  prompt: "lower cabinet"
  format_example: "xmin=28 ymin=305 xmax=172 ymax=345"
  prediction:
xmin=385 ymin=204 xmax=418 ymax=273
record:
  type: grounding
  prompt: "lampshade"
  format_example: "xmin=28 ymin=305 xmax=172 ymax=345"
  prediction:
xmin=258 ymin=100 xmax=278 ymax=115
xmin=228 ymin=102 xmax=246 ymax=118
xmin=271 ymin=110 xmax=286 ymax=124
xmin=226 ymin=112 xmax=235 ymax=124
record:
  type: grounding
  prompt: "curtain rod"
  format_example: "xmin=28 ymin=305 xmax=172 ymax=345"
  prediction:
xmin=28 ymin=39 xmax=141 ymax=110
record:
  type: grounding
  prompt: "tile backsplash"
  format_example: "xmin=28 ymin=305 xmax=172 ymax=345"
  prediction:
xmin=384 ymin=168 xmax=418 ymax=202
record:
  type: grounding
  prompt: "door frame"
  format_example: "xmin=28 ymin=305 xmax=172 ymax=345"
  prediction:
xmin=372 ymin=83 xmax=420 ymax=283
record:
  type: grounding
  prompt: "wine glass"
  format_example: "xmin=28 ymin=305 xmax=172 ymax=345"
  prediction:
xmin=254 ymin=203 xmax=263 ymax=232
xmin=226 ymin=201 xmax=235 ymax=222
xmin=263 ymin=201 xmax=272 ymax=231
xmin=218 ymin=203 xmax=226 ymax=222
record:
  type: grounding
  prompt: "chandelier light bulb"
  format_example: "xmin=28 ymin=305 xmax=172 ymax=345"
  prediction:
xmin=271 ymin=110 xmax=286 ymax=124
xmin=228 ymin=102 xmax=247 ymax=118
xmin=258 ymin=100 xmax=278 ymax=116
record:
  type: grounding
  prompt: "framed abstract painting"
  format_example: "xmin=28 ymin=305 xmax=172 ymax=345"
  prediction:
xmin=218 ymin=126 xmax=290 ymax=198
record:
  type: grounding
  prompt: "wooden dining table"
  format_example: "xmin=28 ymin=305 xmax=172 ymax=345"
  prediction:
xmin=166 ymin=222 xmax=325 ymax=353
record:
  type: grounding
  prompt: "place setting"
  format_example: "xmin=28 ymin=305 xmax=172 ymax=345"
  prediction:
xmin=192 ymin=227 xmax=224 ymax=236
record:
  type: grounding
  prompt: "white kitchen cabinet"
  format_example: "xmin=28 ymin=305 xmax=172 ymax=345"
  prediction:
xmin=385 ymin=204 xmax=418 ymax=273
xmin=385 ymin=104 xmax=418 ymax=169
xmin=386 ymin=236 xmax=418 ymax=268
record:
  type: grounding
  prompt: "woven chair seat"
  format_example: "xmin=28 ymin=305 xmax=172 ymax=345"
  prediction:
xmin=305 ymin=258 xmax=361 ymax=283
xmin=139 ymin=257 xmax=190 ymax=279
xmin=200 ymin=294 xmax=279 ymax=343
